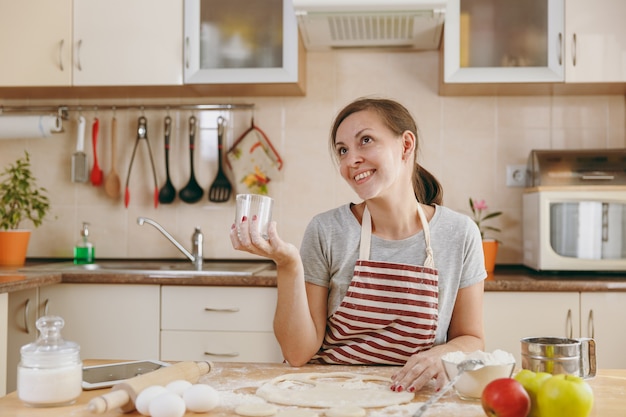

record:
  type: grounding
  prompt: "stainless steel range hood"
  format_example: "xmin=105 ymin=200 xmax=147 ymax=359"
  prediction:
xmin=293 ymin=0 xmax=447 ymax=51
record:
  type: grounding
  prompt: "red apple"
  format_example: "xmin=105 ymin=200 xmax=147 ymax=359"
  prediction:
xmin=481 ymin=378 xmax=531 ymax=417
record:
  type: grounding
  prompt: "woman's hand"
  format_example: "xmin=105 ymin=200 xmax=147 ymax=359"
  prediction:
xmin=230 ymin=216 xmax=299 ymax=266
xmin=390 ymin=350 xmax=447 ymax=393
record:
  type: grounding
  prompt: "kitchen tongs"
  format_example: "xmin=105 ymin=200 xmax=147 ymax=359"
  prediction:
xmin=124 ymin=116 xmax=159 ymax=208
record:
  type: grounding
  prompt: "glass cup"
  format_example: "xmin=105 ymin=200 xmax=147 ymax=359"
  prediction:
xmin=235 ymin=194 xmax=274 ymax=239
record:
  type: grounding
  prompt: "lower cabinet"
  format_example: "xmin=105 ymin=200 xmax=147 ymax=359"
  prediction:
xmin=39 ymin=284 xmax=160 ymax=361
xmin=160 ymin=286 xmax=283 ymax=363
xmin=5 ymin=288 xmax=39 ymax=394
xmin=484 ymin=291 xmax=626 ymax=369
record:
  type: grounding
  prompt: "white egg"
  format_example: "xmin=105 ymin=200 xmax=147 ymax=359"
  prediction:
xmin=135 ymin=385 xmax=168 ymax=416
xmin=166 ymin=379 xmax=193 ymax=396
xmin=149 ymin=392 xmax=186 ymax=417
xmin=183 ymin=383 xmax=220 ymax=413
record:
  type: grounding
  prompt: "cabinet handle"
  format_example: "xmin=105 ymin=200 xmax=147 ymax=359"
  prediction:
xmin=23 ymin=298 xmax=31 ymax=334
xmin=58 ymin=39 xmax=65 ymax=71
xmin=204 ymin=351 xmax=240 ymax=358
xmin=587 ymin=309 xmax=595 ymax=339
xmin=42 ymin=298 xmax=50 ymax=317
xmin=76 ymin=39 xmax=83 ymax=71
xmin=557 ymin=32 xmax=563 ymax=66
xmin=572 ymin=33 xmax=577 ymax=67
xmin=204 ymin=307 xmax=240 ymax=313
xmin=566 ymin=308 xmax=573 ymax=339
xmin=185 ymin=37 xmax=190 ymax=69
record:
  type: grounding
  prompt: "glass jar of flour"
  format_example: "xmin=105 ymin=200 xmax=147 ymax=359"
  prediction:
xmin=17 ymin=316 xmax=82 ymax=407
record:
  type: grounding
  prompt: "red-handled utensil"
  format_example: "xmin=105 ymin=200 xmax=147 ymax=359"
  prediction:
xmin=90 ymin=117 xmax=103 ymax=186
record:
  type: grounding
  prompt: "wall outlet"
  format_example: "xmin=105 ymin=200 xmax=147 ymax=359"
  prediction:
xmin=506 ymin=165 xmax=527 ymax=187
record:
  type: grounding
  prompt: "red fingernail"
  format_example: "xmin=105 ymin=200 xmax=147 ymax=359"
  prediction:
xmin=242 ymin=216 xmax=247 ymax=222
xmin=252 ymin=215 xmax=258 ymax=221
xmin=390 ymin=385 xmax=396 ymax=391
xmin=408 ymin=387 xmax=415 ymax=393
xmin=397 ymin=386 xmax=404 ymax=392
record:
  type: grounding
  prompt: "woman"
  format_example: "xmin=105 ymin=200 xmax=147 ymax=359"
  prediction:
xmin=231 ymin=97 xmax=486 ymax=393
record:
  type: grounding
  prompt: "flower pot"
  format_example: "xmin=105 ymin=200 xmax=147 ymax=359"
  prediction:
xmin=0 ymin=230 xmax=31 ymax=267
xmin=482 ymin=239 xmax=499 ymax=273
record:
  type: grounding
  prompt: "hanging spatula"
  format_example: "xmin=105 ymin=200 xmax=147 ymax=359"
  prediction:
xmin=208 ymin=116 xmax=232 ymax=202
xmin=71 ymin=115 xmax=88 ymax=183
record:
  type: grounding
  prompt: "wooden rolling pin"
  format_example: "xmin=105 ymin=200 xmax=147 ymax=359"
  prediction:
xmin=87 ymin=361 xmax=212 ymax=414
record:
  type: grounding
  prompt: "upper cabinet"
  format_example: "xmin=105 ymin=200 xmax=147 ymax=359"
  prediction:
xmin=183 ymin=0 xmax=300 ymax=85
xmin=444 ymin=0 xmax=626 ymax=84
xmin=0 ymin=0 xmax=182 ymax=87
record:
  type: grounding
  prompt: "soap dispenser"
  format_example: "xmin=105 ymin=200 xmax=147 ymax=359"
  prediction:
xmin=74 ymin=222 xmax=94 ymax=264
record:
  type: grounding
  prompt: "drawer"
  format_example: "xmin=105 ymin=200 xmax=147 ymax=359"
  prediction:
xmin=161 ymin=330 xmax=283 ymax=363
xmin=161 ymin=286 xmax=276 ymax=331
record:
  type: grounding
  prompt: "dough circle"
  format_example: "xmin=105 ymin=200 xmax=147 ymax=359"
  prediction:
xmin=276 ymin=409 xmax=319 ymax=417
xmin=256 ymin=372 xmax=413 ymax=408
xmin=235 ymin=403 xmax=279 ymax=417
xmin=325 ymin=405 xmax=367 ymax=417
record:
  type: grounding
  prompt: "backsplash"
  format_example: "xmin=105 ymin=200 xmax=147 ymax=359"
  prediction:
xmin=1 ymin=50 xmax=625 ymax=264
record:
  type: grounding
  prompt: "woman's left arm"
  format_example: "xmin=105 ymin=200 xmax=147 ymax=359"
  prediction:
xmin=391 ymin=280 xmax=485 ymax=392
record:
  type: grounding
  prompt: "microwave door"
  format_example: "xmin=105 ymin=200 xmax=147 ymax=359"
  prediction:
xmin=577 ymin=202 xmax=603 ymax=260
xmin=550 ymin=203 xmax=578 ymax=257
xmin=602 ymin=203 xmax=624 ymax=259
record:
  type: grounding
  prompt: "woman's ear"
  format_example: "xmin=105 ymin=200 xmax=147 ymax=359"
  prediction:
xmin=401 ymin=130 xmax=416 ymax=160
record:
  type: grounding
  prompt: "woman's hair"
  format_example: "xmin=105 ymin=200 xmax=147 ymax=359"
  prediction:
xmin=330 ymin=97 xmax=443 ymax=206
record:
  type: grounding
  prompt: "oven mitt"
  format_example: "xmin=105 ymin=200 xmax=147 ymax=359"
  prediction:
xmin=226 ymin=121 xmax=283 ymax=196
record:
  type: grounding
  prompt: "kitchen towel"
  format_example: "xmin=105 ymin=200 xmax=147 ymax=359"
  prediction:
xmin=0 ymin=115 xmax=63 ymax=139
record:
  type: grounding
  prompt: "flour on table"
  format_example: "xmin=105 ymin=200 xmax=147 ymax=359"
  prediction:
xmin=325 ymin=405 xmax=366 ymax=417
xmin=256 ymin=372 xmax=414 ymax=408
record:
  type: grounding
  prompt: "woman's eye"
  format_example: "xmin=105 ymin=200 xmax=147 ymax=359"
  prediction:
xmin=337 ymin=147 xmax=347 ymax=156
xmin=361 ymin=136 xmax=372 ymax=145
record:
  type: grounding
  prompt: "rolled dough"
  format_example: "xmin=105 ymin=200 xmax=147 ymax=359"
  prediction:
xmin=325 ymin=405 xmax=366 ymax=417
xmin=256 ymin=372 xmax=414 ymax=408
xmin=235 ymin=403 xmax=279 ymax=417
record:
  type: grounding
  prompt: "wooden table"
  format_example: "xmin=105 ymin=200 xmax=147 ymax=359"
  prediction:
xmin=0 ymin=363 xmax=624 ymax=417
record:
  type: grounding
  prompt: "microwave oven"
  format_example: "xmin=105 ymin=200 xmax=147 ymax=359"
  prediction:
xmin=523 ymin=188 xmax=626 ymax=271
xmin=522 ymin=148 xmax=626 ymax=272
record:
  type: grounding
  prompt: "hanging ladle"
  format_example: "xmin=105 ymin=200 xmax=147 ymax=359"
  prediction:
xmin=178 ymin=115 xmax=204 ymax=203
xmin=158 ymin=115 xmax=176 ymax=204
xmin=413 ymin=359 xmax=484 ymax=417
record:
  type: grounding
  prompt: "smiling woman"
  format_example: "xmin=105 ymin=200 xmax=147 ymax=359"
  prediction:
xmin=230 ymin=97 xmax=487 ymax=394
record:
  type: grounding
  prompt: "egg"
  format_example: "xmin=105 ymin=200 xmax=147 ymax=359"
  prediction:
xmin=166 ymin=379 xmax=193 ymax=396
xmin=149 ymin=392 xmax=186 ymax=417
xmin=135 ymin=385 xmax=168 ymax=416
xmin=183 ymin=383 xmax=220 ymax=412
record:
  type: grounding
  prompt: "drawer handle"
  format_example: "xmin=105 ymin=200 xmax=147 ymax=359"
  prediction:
xmin=566 ymin=308 xmax=573 ymax=339
xmin=204 ymin=351 xmax=240 ymax=358
xmin=23 ymin=298 xmax=31 ymax=334
xmin=204 ymin=307 xmax=240 ymax=313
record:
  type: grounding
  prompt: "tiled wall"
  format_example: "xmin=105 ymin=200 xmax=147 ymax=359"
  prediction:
xmin=1 ymin=50 xmax=625 ymax=264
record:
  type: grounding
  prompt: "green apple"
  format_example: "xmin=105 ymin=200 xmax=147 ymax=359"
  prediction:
xmin=514 ymin=369 xmax=552 ymax=417
xmin=536 ymin=374 xmax=594 ymax=417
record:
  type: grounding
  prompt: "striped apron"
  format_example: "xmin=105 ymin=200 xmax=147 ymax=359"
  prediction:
xmin=311 ymin=204 xmax=439 ymax=365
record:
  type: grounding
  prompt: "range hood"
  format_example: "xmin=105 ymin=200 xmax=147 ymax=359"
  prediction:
xmin=293 ymin=0 xmax=447 ymax=50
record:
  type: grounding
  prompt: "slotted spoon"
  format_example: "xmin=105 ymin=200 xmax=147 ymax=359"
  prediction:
xmin=208 ymin=116 xmax=232 ymax=202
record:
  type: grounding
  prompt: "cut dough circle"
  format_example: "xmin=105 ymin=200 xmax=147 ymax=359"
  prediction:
xmin=235 ymin=403 xmax=279 ymax=417
xmin=276 ymin=409 xmax=319 ymax=417
xmin=326 ymin=406 xmax=366 ymax=417
xmin=256 ymin=372 xmax=414 ymax=408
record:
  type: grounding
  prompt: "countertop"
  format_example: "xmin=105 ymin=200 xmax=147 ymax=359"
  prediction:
xmin=2 ymin=262 xmax=626 ymax=295
xmin=0 ymin=362 xmax=624 ymax=417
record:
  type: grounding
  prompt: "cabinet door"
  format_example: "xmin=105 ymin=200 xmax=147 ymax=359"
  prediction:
xmin=5 ymin=288 xmax=38 ymax=393
xmin=0 ymin=0 xmax=72 ymax=86
xmin=183 ymin=0 xmax=299 ymax=84
xmin=73 ymin=0 xmax=183 ymax=86
xmin=483 ymin=292 xmax=580 ymax=367
xmin=39 ymin=284 xmax=160 ymax=360
xmin=580 ymin=292 xmax=626 ymax=369
xmin=444 ymin=0 xmax=564 ymax=83
xmin=564 ymin=0 xmax=626 ymax=82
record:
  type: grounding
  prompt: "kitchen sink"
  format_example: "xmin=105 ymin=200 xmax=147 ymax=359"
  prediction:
xmin=23 ymin=260 xmax=275 ymax=277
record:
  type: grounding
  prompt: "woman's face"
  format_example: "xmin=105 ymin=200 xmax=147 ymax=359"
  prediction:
xmin=334 ymin=109 xmax=412 ymax=201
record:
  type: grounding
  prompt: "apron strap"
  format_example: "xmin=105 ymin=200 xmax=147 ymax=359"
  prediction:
xmin=359 ymin=204 xmax=435 ymax=268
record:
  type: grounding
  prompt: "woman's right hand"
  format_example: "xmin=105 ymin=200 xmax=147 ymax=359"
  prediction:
xmin=230 ymin=216 xmax=299 ymax=267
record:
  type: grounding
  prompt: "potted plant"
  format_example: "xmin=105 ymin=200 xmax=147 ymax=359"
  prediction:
xmin=469 ymin=198 xmax=502 ymax=274
xmin=0 ymin=151 xmax=50 ymax=267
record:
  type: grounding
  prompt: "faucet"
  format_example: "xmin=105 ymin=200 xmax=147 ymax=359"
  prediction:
xmin=137 ymin=217 xmax=203 ymax=270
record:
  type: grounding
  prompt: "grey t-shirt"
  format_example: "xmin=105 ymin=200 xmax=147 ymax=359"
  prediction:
xmin=300 ymin=203 xmax=486 ymax=345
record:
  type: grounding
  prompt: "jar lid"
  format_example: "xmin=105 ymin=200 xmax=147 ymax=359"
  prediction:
xmin=20 ymin=316 xmax=80 ymax=368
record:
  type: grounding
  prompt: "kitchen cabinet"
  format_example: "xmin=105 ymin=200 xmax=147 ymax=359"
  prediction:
xmin=183 ymin=0 xmax=299 ymax=85
xmin=483 ymin=292 xmax=580 ymax=367
xmin=444 ymin=0 xmax=626 ymax=84
xmin=4 ymin=288 xmax=39 ymax=394
xmin=580 ymin=292 xmax=626 ymax=369
xmin=39 ymin=284 xmax=160 ymax=361
xmin=161 ymin=286 xmax=283 ymax=363
xmin=0 ymin=0 xmax=72 ymax=86
xmin=0 ymin=0 xmax=182 ymax=87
